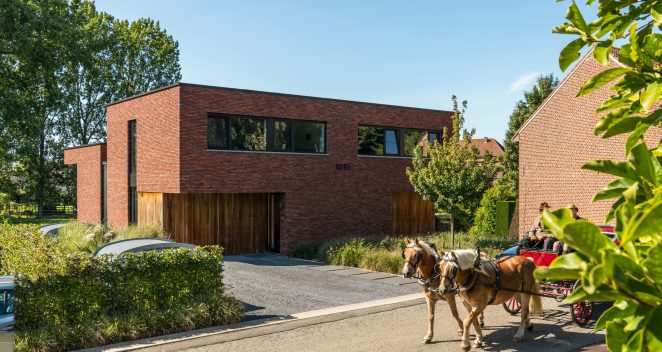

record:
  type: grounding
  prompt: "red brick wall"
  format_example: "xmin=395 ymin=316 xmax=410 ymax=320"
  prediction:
xmin=64 ymin=143 xmax=106 ymax=224
xmin=518 ymin=53 xmax=662 ymax=234
xmin=178 ymin=85 xmax=452 ymax=253
xmin=105 ymin=86 xmax=181 ymax=228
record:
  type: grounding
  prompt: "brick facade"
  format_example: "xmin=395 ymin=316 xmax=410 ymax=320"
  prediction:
xmin=63 ymin=143 xmax=106 ymax=223
xmin=67 ymin=84 xmax=452 ymax=253
xmin=516 ymin=50 xmax=662 ymax=235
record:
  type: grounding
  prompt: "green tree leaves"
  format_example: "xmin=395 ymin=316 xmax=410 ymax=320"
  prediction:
xmin=539 ymin=1 xmax=662 ymax=350
xmin=407 ymin=96 xmax=498 ymax=230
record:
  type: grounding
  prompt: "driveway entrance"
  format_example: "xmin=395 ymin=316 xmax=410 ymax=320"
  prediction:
xmin=223 ymin=253 xmax=419 ymax=321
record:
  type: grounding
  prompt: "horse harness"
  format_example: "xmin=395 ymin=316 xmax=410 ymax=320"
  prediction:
xmin=402 ymin=243 xmax=444 ymax=293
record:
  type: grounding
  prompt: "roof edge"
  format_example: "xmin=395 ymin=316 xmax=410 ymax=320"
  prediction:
xmin=63 ymin=142 xmax=107 ymax=151
xmin=513 ymin=46 xmax=601 ymax=142
xmin=106 ymin=83 xmax=181 ymax=107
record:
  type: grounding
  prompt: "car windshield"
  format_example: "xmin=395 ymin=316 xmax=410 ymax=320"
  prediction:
xmin=0 ymin=290 xmax=14 ymax=315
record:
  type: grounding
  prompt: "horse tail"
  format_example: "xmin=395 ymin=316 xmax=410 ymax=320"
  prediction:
xmin=529 ymin=282 xmax=543 ymax=315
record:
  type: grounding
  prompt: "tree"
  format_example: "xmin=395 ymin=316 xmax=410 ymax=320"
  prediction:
xmin=535 ymin=1 xmax=662 ymax=351
xmin=407 ymin=96 xmax=498 ymax=230
xmin=470 ymin=75 xmax=558 ymax=235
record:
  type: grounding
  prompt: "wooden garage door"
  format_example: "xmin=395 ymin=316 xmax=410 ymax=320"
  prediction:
xmin=162 ymin=193 xmax=268 ymax=255
xmin=392 ymin=191 xmax=435 ymax=235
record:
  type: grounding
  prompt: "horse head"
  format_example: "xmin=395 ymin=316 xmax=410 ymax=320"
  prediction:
xmin=401 ymin=238 xmax=422 ymax=278
xmin=438 ymin=252 xmax=460 ymax=295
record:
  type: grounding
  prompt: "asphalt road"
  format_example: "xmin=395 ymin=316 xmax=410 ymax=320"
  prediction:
xmin=185 ymin=298 xmax=607 ymax=352
xmin=222 ymin=253 xmax=419 ymax=320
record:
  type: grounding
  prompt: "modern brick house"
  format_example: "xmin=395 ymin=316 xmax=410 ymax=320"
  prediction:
xmin=514 ymin=48 xmax=661 ymax=235
xmin=64 ymin=84 xmax=452 ymax=254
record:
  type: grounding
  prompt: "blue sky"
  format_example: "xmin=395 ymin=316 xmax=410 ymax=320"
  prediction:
xmin=95 ymin=1 xmax=591 ymax=142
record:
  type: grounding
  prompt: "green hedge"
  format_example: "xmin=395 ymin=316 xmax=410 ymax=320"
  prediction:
xmin=495 ymin=201 xmax=516 ymax=237
xmin=0 ymin=224 xmax=244 ymax=352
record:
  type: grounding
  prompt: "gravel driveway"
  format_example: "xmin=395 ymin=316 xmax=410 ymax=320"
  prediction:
xmin=222 ymin=253 xmax=419 ymax=321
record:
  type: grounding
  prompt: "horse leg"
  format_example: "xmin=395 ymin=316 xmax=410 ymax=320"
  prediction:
xmin=514 ymin=293 xmax=531 ymax=342
xmin=461 ymin=304 xmax=485 ymax=350
xmin=423 ymin=296 xmax=436 ymax=344
xmin=478 ymin=311 xmax=485 ymax=328
xmin=446 ymin=294 xmax=464 ymax=336
xmin=462 ymin=299 xmax=482 ymax=335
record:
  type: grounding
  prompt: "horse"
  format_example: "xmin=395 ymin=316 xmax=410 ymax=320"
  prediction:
xmin=437 ymin=249 xmax=543 ymax=350
xmin=401 ymin=238 xmax=484 ymax=344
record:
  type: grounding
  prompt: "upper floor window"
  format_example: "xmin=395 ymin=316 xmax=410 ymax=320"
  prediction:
xmin=207 ymin=114 xmax=326 ymax=154
xmin=358 ymin=125 xmax=442 ymax=157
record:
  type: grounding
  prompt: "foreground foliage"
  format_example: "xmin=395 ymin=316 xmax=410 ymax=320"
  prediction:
xmin=535 ymin=1 xmax=662 ymax=351
xmin=0 ymin=224 xmax=243 ymax=352
xmin=55 ymin=222 xmax=168 ymax=254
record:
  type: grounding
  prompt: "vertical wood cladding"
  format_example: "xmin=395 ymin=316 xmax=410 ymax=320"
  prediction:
xmin=161 ymin=193 xmax=268 ymax=255
xmin=137 ymin=192 xmax=163 ymax=226
xmin=392 ymin=191 xmax=435 ymax=235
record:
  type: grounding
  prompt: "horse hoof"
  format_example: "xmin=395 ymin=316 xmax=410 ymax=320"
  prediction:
xmin=480 ymin=321 xmax=485 ymax=328
xmin=513 ymin=336 xmax=524 ymax=343
xmin=423 ymin=338 xmax=432 ymax=344
xmin=472 ymin=340 xmax=483 ymax=348
xmin=461 ymin=345 xmax=471 ymax=351
xmin=457 ymin=329 xmax=463 ymax=336
xmin=527 ymin=324 xmax=534 ymax=332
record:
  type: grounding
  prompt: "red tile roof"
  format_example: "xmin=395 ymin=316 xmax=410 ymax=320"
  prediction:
xmin=470 ymin=138 xmax=504 ymax=158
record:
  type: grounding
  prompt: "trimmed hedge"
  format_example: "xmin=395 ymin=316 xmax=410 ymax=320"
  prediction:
xmin=0 ymin=224 xmax=244 ymax=352
xmin=495 ymin=201 xmax=517 ymax=237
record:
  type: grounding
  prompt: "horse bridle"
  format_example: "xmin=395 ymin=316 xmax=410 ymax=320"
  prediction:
xmin=439 ymin=253 xmax=460 ymax=291
xmin=401 ymin=244 xmax=423 ymax=269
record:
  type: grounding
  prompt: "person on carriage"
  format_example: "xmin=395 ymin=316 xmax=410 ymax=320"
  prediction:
xmin=523 ymin=202 xmax=551 ymax=249
xmin=551 ymin=204 xmax=583 ymax=254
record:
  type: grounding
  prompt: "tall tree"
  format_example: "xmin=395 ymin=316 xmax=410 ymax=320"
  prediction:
xmin=470 ymin=75 xmax=558 ymax=235
xmin=407 ymin=96 xmax=498 ymax=230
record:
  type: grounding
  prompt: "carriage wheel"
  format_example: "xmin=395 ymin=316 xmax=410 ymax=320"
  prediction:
xmin=570 ymin=280 xmax=594 ymax=326
xmin=503 ymin=296 xmax=521 ymax=315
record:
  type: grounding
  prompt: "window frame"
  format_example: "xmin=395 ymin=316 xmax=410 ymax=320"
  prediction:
xmin=207 ymin=113 xmax=327 ymax=154
xmin=357 ymin=124 xmax=442 ymax=157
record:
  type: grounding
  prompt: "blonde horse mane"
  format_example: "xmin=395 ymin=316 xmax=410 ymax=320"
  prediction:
xmin=451 ymin=249 xmax=492 ymax=276
xmin=415 ymin=240 xmax=437 ymax=257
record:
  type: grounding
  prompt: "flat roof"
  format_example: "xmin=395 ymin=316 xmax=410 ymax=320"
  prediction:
xmin=107 ymin=83 xmax=452 ymax=114
xmin=63 ymin=142 xmax=107 ymax=151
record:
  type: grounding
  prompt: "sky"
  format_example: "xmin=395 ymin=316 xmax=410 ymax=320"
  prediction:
xmin=94 ymin=0 xmax=593 ymax=142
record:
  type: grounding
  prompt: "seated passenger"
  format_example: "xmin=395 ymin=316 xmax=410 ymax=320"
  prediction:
xmin=553 ymin=204 xmax=583 ymax=254
xmin=523 ymin=202 xmax=551 ymax=249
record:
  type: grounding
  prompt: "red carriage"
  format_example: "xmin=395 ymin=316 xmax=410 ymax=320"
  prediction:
xmin=501 ymin=225 xmax=617 ymax=326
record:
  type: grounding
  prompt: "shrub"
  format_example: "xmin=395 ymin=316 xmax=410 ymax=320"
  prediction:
xmin=0 ymin=224 xmax=68 ymax=280
xmin=359 ymin=249 xmax=402 ymax=274
xmin=55 ymin=222 xmax=169 ymax=254
xmin=291 ymin=241 xmax=321 ymax=260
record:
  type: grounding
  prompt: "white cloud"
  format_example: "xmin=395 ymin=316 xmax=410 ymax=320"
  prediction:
xmin=508 ymin=72 xmax=540 ymax=92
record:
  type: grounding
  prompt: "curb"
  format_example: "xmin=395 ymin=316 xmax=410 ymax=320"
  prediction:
xmin=78 ymin=293 xmax=425 ymax=352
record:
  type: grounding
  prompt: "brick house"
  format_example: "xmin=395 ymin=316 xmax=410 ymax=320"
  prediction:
xmin=514 ymin=48 xmax=661 ymax=234
xmin=64 ymin=84 xmax=452 ymax=254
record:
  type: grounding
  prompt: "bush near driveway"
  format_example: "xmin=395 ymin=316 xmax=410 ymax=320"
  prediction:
xmin=0 ymin=224 xmax=244 ymax=352
xmin=55 ymin=222 xmax=168 ymax=254
xmin=292 ymin=232 xmax=513 ymax=275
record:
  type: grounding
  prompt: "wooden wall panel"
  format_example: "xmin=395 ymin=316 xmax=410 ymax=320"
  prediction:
xmin=162 ymin=193 xmax=268 ymax=255
xmin=138 ymin=192 xmax=163 ymax=226
xmin=392 ymin=192 xmax=434 ymax=235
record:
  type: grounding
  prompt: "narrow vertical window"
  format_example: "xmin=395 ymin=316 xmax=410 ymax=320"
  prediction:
xmin=128 ymin=120 xmax=137 ymax=224
xmin=385 ymin=129 xmax=399 ymax=155
xmin=102 ymin=162 xmax=107 ymax=224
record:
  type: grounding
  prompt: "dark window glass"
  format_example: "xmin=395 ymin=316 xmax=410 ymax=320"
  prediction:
xmin=358 ymin=126 xmax=385 ymax=155
xmin=385 ymin=129 xmax=399 ymax=155
xmin=207 ymin=117 xmax=228 ymax=149
xmin=128 ymin=120 xmax=137 ymax=224
xmin=404 ymin=129 xmax=426 ymax=156
xmin=429 ymin=132 xmax=439 ymax=145
xmin=273 ymin=120 xmax=290 ymax=151
xmin=231 ymin=117 xmax=267 ymax=150
xmin=293 ymin=120 xmax=325 ymax=153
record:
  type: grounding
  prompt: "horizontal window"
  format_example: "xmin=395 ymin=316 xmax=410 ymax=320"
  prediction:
xmin=208 ymin=114 xmax=326 ymax=154
xmin=358 ymin=125 xmax=442 ymax=157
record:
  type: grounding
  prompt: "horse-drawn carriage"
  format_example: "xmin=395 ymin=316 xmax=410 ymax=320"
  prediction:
xmin=500 ymin=225 xmax=617 ymax=326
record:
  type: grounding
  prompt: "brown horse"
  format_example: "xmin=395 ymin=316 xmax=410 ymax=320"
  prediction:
xmin=401 ymin=239 xmax=484 ymax=344
xmin=437 ymin=249 xmax=543 ymax=350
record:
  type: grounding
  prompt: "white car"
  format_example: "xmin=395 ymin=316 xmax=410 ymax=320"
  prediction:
xmin=0 ymin=276 xmax=13 ymax=352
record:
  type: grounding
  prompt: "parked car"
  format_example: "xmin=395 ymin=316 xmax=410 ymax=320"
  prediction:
xmin=0 ymin=276 xmax=14 ymax=352
xmin=93 ymin=238 xmax=196 ymax=257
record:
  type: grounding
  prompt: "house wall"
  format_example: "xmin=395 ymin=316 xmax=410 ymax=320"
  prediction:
xmin=105 ymin=86 xmax=181 ymax=228
xmin=177 ymin=85 xmax=451 ymax=253
xmin=518 ymin=53 xmax=662 ymax=235
xmin=64 ymin=143 xmax=106 ymax=223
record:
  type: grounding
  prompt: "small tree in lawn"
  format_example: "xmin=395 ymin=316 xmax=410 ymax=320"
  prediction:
xmin=536 ymin=1 xmax=662 ymax=351
xmin=407 ymin=96 xmax=498 ymax=233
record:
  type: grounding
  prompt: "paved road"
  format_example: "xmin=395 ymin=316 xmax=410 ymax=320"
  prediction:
xmin=223 ymin=253 xmax=419 ymax=320
xmin=185 ymin=298 xmax=607 ymax=352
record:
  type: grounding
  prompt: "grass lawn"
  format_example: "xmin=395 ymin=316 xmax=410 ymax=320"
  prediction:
xmin=6 ymin=216 xmax=75 ymax=227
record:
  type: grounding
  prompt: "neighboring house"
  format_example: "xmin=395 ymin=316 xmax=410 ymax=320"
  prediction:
xmin=64 ymin=84 xmax=452 ymax=254
xmin=471 ymin=137 xmax=504 ymax=161
xmin=514 ymin=48 xmax=661 ymax=235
